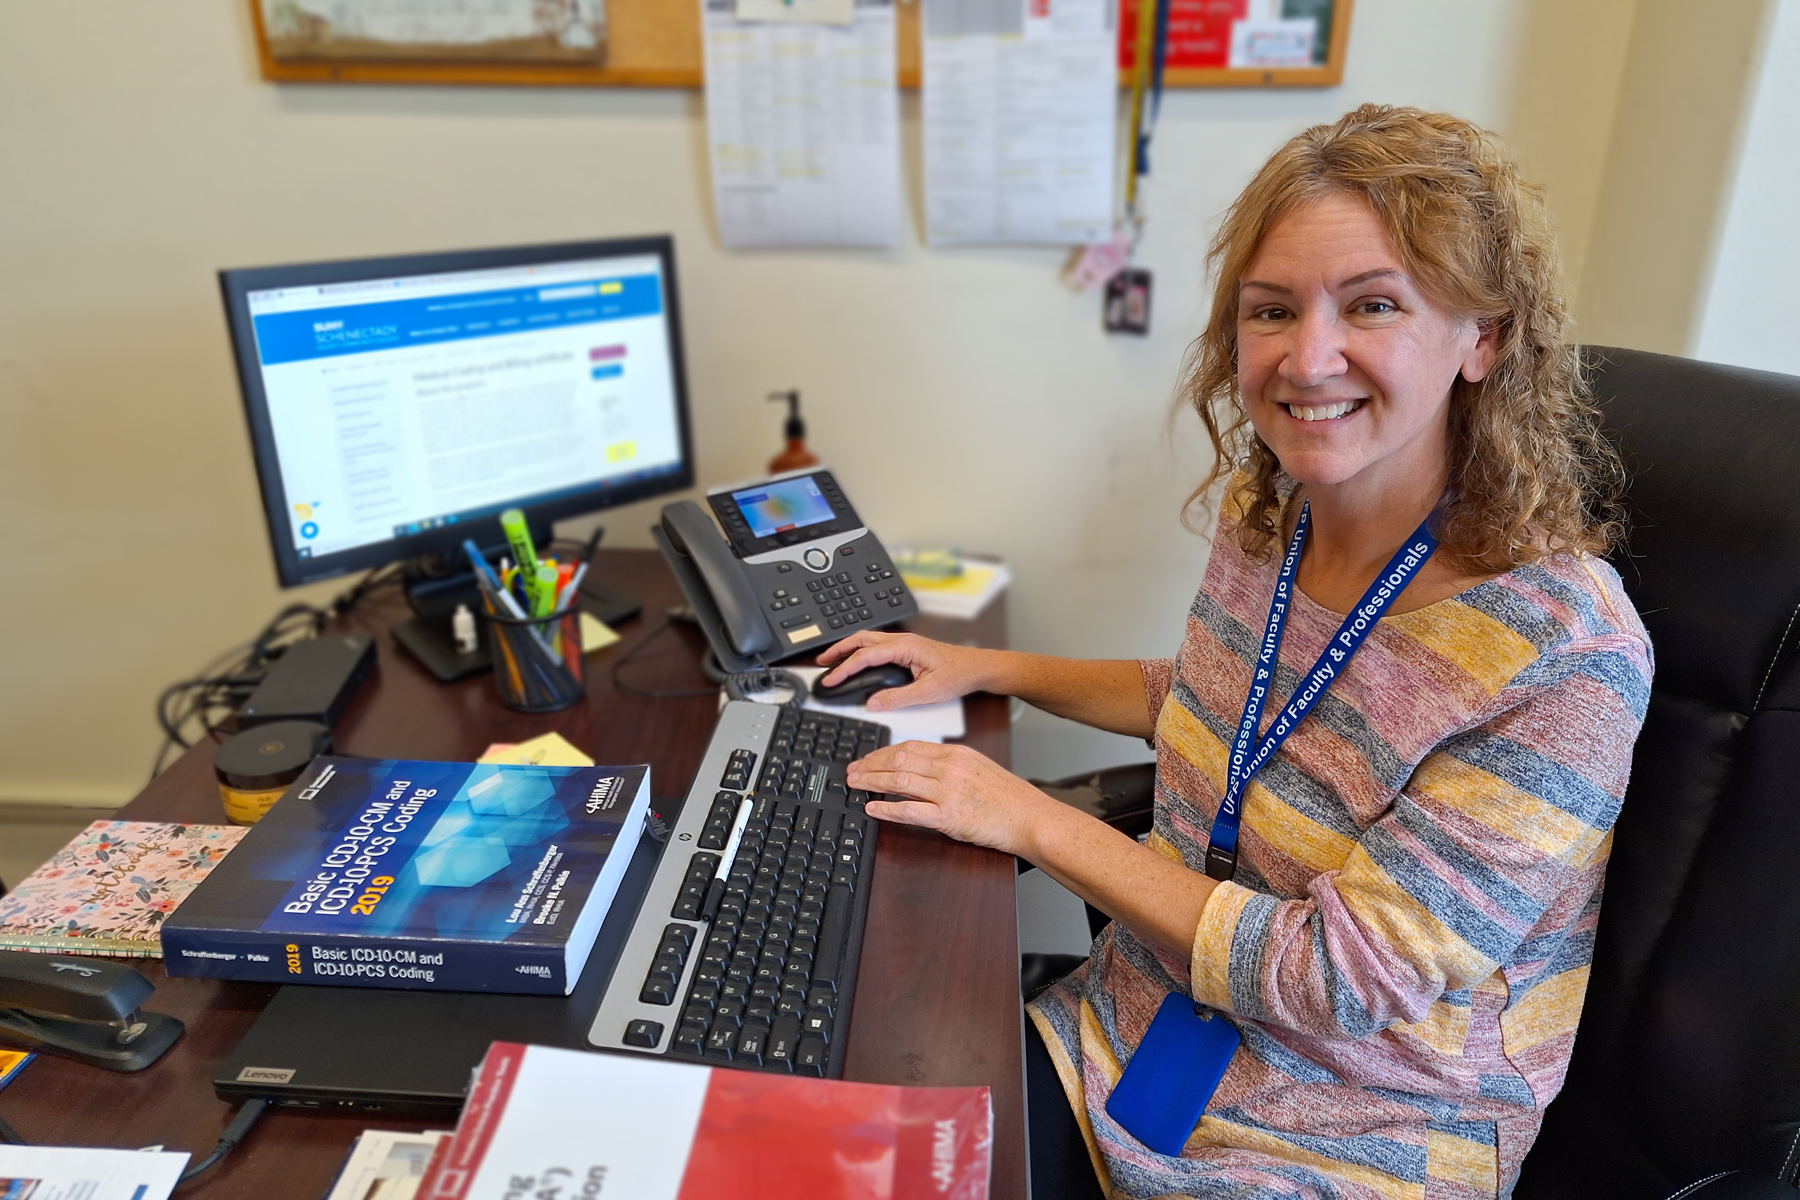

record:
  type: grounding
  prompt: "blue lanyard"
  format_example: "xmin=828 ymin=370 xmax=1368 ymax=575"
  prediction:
xmin=1203 ymin=502 xmax=1439 ymax=881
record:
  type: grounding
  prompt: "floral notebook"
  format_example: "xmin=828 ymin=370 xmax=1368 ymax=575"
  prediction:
xmin=0 ymin=820 xmax=246 ymax=957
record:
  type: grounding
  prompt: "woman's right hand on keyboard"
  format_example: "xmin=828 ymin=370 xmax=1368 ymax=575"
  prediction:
xmin=815 ymin=631 xmax=994 ymax=712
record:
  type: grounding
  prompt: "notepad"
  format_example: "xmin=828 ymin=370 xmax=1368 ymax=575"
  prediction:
xmin=0 ymin=1049 xmax=32 ymax=1091
xmin=898 ymin=556 xmax=1011 ymax=620
xmin=477 ymin=732 xmax=596 ymax=768
xmin=0 ymin=821 xmax=246 ymax=957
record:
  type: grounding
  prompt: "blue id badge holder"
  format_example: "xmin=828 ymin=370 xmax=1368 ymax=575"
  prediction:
xmin=1104 ymin=993 xmax=1241 ymax=1156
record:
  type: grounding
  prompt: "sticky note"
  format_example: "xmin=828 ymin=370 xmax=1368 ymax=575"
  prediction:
xmin=580 ymin=612 xmax=621 ymax=654
xmin=477 ymin=732 xmax=595 ymax=768
xmin=0 ymin=1049 xmax=33 ymax=1091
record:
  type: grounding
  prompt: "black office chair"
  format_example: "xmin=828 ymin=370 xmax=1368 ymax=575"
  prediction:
xmin=1512 ymin=347 xmax=1800 ymax=1198
xmin=1021 ymin=765 xmax=1153 ymax=998
xmin=1029 ymin=348 xmax=1800 ymax=1197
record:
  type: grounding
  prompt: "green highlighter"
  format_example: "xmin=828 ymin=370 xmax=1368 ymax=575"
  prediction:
xmin=500 ymin=509 xmax=543 ymax=609
xmin=532 ymin=565 xmax=559 ymax=618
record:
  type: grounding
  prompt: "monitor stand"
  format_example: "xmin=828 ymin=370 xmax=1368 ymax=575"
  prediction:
xmin=391 ymin=613 xmax=490 ymax=683
xmin=577 ymin=580 xmax=642 ymax=628
xmin=390 ymin=561 xmax=644 ymax=685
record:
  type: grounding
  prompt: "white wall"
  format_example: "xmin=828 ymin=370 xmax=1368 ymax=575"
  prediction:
xmin=1693 ymin=0 xmax=1800 ymax=374
xmin=0 ymin=0 xmax=1626 ymax=804
xmin=1502 ymin=0 xmax=1641 ymax=311
xmin=1576 ymin=0 xmax=1775 ymax=353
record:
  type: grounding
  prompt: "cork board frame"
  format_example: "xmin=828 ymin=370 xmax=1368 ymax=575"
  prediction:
xmin=249 ymin=0 xmax=1351 ymax=90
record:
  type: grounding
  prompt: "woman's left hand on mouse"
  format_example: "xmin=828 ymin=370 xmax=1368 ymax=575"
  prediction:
xmin=816 ymin=630 xmax=994 ymax=712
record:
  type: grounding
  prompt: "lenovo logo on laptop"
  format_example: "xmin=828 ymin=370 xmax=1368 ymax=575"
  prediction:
xmin=236 ymin=1066 xmax=297 ymax=1084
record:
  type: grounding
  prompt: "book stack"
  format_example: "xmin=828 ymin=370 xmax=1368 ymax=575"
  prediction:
xmin=161 ymin=756 xmax=650 ymax=995
xmin=895 ymin=552 xmax=1010 ymax=620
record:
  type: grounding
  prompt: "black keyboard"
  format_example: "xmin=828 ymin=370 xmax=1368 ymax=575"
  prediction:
xmin=586 ymin=700 xmax=887 ymax=1077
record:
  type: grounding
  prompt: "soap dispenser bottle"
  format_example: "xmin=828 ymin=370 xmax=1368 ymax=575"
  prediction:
xmin=767 ymin=389 xmax=820 ymax=473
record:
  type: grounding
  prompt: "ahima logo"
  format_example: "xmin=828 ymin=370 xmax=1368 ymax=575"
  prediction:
xmin=313 ymin=320 xmax=344 ymax=333
xmin=585 ymin=775 xmax=623 ymax=814
xmin=931 ymin=1119 xmax=957 ymax=1192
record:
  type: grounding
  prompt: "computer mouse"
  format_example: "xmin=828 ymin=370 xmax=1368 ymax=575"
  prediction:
xmin=812 ymin=663 xmax=913 ymax=706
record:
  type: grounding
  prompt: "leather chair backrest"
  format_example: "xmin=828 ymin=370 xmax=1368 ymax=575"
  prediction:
xmin=1517 ymin=348 xmax=1800 ymax=1197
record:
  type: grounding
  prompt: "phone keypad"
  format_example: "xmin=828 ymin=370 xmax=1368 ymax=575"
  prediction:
xmin=754 ymin=541 xmax=909 ymax=647
xmin=797 ymin=572 xmax=882 ymax=628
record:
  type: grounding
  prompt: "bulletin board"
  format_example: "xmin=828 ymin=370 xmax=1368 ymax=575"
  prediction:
xmin=249 ymin=0 xmax=1351 ymax=89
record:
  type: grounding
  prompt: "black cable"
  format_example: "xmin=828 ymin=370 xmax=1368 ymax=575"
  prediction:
xmin=609 ymin=617 xmax=809 ymax=706
xmin=0 ymin=1088 xmax=265 ymax=1174
xmin=609 ymin=620 xmax=718 ymax=700
xmin=148 ymin=601 xmax=329 ymax=780
xmin=324 ymin=564 xmax=404 ymax=621
xmin=149 ymin=665 xmax=265 ymax=778
xmin=722 ymin=666 xmax=808 ymax=708
xmin=176 ymin=1099 xmax=268 ymax=1186
xmin=146 ymin=562 xmax=416 ymax=778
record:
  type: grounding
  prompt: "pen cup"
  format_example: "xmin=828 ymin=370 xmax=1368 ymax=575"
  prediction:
xmin=485 ymin=608 xmax=586 ymax=713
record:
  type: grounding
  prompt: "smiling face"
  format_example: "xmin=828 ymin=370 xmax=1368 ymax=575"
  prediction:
xmin=1237 ymin=192 xmax=1497 ymax=501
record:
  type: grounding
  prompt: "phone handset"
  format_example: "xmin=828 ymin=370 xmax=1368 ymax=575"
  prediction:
xmin=657 ymin=501 xmax=774 ymax=660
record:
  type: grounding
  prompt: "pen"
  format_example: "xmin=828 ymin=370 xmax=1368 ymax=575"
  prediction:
xmin=465 ymin=540 xmax=529 ymax=620
xmin=473 ymin=549 xmax=567 ymax=673
xmin=476 ymin=587 xmax=527 ymax=699
xmin=469 ymin=536 xmax=578 ymax=695
xmin=556 ymin=526 xmax=604 ymax=614
xmin=579 ymin=524 xmax=606 ymax=563
xmin=699 ymin=796 xmax=754 ymax=922
xmin=555 ymin=564 xmax=588 ymax=616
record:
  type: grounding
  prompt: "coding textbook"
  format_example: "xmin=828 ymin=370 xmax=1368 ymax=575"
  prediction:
xmin=162 ymin=757 xmax=650 ymax=995
xmin=420 ymin=1043 xmax=993 ymax=1200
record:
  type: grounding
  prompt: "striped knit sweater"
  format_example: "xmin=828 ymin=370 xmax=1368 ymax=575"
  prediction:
xmin=1028 ymin=511 xmax=1652 ymax=1199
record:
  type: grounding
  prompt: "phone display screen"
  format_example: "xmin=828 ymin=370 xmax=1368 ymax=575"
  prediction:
xmin=730 ymin=477 xmax=835 ymax=539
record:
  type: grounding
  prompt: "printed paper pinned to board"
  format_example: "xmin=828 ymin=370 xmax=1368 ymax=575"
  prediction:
xmin=1119 ymin=0 xmax=1333 ymax=72
xmin=735 ymin=0 xmax=855 ymax=23
xmin=922 ymin=0 xmax=1118 ymax=246
xmin=1228 ymin=17 xmax=1316 ymax=67
xmin=701 ymin=0 xmax=902 ymax=248
xmin=259 ymin=0 xmax=606 ymax=62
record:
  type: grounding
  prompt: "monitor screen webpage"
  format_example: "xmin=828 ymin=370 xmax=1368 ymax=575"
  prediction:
xmin=240 ymin=249 xmax=687 ymax=571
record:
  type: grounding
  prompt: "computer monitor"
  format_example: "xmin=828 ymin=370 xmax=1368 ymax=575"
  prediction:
xmin=220 ymin=236 xmax=695 ymax=595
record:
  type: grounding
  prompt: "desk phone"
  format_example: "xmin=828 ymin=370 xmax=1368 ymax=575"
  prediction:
xmin=653 ymin=469 xmax=918 ymax=672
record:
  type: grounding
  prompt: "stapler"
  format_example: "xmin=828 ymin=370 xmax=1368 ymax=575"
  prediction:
xmin=0 ymin=951 xmax=183 ymax=1072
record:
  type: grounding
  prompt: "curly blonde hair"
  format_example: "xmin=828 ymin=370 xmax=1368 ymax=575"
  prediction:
xmin=1183 ymin=104 xmax=1623 ymax=572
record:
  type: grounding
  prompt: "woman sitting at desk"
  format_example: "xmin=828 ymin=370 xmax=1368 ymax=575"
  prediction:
xmin=820 ymin=105 xmax=1652 ymax=1200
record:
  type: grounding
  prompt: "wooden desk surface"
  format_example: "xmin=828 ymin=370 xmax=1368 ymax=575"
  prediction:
xmin=0 ymin=549 xmax=1025 ymax=1200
